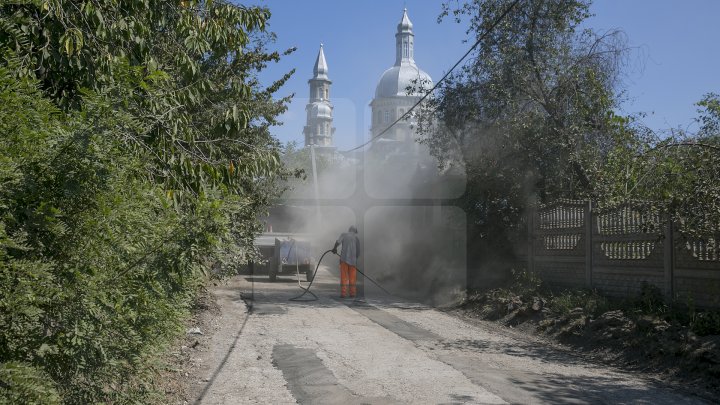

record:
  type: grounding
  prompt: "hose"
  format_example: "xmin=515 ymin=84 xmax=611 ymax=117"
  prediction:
xmin=289 ymin=249 xmax=392 ymax=301
xmin=354 ymin=265 xmax=392 ymax=296
xmin=284 ymin=239 xmax=308 ymax=293
xmin=289 ymin=249 xmax=334 ymax=302
xmin=284 ymin=239 xmax=320 ymax=301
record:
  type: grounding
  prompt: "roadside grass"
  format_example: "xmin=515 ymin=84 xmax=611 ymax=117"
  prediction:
xmin=463 ymin=269 xmax=720 ymax=336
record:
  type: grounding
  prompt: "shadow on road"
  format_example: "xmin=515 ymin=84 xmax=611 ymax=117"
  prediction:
xmin=439 ymin=338 xmax=591 ymax=367
xmin=440 ymin=353 xmax=705 ymax=404
xmin=508 ymin=372 xmax=699 ymax=404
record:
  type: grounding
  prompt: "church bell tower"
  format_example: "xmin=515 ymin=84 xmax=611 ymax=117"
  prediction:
xmin=303 ymin=44 xmax=335 ymax=149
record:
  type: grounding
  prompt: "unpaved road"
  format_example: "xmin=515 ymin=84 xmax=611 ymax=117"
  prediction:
xmin=187 ymin=267 xmax=710 ymax=404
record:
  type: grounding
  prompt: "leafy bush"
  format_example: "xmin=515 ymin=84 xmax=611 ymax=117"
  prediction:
xmin=691 ymin=311 xmax=720 ymax=336
xmin=634 ymin=282 xmax=667 ymax=314
xmin=0 ymin=0 xmax=292 ymax=401
xmin=549 ymin=289 xmax=610 ymax=318
xmin=0 ymin=363 xmax=60 ymax=405
xmin=0 ymin=67 xmax=205 ymax=402
xmin=509 ymin=269 xmax=544 ymax=297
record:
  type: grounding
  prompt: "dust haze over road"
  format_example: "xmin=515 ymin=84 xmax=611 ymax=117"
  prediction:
xmin=188 ymin=267 xmax=708 ymax=405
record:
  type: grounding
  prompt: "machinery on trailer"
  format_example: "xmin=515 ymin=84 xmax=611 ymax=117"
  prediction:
xmin=253 ymin=233 xmax=316 ymax=282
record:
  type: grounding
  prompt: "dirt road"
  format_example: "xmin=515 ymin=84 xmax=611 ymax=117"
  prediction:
xmin=187 ymin=267 xmax=709 ymax=404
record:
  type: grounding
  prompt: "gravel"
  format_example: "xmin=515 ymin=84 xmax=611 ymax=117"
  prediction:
xmin=172 ymin=269 xmax=710 ymax=404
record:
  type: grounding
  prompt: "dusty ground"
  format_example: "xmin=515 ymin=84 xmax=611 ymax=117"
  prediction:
xmin=455 ymin=287 xmax=720 ymax=397
xmin=157 ymin=287 xmax=222 ymax=405
xmin=162 ymin=267 xmax=714 ymax=404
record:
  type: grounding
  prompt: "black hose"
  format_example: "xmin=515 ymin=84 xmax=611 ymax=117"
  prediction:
xmin=354 ymin=266 xmax=392 ymax=296
xmin=289 ymin=249 xmax=392 ymax=301
xmin=289 ymin=249 xmax=334 ymax=302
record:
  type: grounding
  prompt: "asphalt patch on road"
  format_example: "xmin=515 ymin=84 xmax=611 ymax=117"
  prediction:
xmin=341 ymin=300 xmax=441 ymax=342
xmin=272 ymin=344 xmax=393 ymax=405
xmin=251 ymin=303 xmax=287 ymax=315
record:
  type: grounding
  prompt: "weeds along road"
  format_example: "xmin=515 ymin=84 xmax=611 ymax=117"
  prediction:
xmin=188 ymin=266 xmax=708 ymax=405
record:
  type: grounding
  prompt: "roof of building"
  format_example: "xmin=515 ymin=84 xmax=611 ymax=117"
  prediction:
xmin=375 ymin=65 xmax=433 ymax=98
xmin=312 ymin=44 xmax=329 ymax=81
xmin=398 ymin=8 xmax=413 ymax=33
xmin=374 ymin=9 xmax=433 ymax=98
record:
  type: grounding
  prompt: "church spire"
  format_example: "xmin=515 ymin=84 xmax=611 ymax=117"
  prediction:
xmin=395 ymin=8 xmax=415 ymax=66
xmin=304 ymin=44 xmax=334 ymax=148
xmin=313 ymin=43 xmax=329 ymax=81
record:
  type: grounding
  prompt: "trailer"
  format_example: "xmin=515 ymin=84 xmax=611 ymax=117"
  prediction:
xmin=253 ymin=233 xmax=316 ymax=282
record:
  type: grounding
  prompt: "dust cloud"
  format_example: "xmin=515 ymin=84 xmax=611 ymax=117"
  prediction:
xmin=273 ymin=140 xmax=469 ymax=306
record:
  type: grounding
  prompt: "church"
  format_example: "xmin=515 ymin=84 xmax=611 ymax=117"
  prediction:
xmin=288 ymin=9 xmax=466 ymax=300
xmin=302 ymin=8 xmax=434 ymax=156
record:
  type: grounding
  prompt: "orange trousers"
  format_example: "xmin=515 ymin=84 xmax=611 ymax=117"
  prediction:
xmin=340 ymin=261 xmax=357 ymax=297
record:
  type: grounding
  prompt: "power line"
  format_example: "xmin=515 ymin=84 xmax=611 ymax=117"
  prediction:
xmin=340 ymin=0 xmax=523 ymax=153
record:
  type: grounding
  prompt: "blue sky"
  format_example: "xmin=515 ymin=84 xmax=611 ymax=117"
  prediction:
xmin=251 ymin=0 xmax=720 ymax=150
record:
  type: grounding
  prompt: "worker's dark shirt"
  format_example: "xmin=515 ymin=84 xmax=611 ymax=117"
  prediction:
xmin=336 ymin=232 xmax=360 ymax=267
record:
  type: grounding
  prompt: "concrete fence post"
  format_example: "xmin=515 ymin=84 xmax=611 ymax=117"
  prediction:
xmin=585 ymin=200 xmax=593 ymax=288
xmin=527 ymin=205 xmax=535 ymax=274
xmin=663 ymin=212 xmax=674 ymax=303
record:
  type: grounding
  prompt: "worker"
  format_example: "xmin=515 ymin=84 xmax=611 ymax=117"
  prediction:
xmin=333 ymin=226 xmax=360 ymax=298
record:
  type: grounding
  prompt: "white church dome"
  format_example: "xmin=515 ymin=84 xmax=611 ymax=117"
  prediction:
xmin=375 ymin=64 xmax=433 ymax=98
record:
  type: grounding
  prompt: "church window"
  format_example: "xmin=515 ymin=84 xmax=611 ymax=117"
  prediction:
xmin=325 ymin=122 xmax=330 ymax=135
xmin=324 ymin=88 xmax=329 ymax=99
xmin=384 ymin=110 xmax=390 ymax=123
xmin=403 ymin=41 xmax=409 ymax=58
xmin=317 ymin=88 xmax=322 ymax=99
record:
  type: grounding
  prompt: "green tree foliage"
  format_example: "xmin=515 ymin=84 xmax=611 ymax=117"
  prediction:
xmin=1 ymin=0 xmax=292 ymax=197
xmin=0 ymin=0 xmax=292 ymax=402
xmin=697 ymin=93 xmax=720 ymax=140
xmin=416 ymin=0 xmax=628 ymax=261
xmin=281 ymin=141 xmax=336 ymax=180
xmin=596 ymin=95 xmax=720 ymax=231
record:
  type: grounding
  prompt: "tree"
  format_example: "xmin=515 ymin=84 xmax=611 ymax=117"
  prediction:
xmin=0 ymin=1 xmax=294 ymax=401
xmin=1 ymin=0 xmax=292 ymax=197
xmin=596 ymin=94 xmax=720 ymax=233
xmin=414 ymin=0 xmax=629 ymax=275
xmin=0 ymin=0 xmax=298 ymax=269
xmin=697 ymin=93 xmax=720 ymax=140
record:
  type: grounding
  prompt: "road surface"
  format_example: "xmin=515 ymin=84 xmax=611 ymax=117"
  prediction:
xmin=189 ymin=266 xmax=708 ymax=404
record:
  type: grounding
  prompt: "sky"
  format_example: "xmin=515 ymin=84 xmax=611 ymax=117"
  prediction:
xmin=250 ymin=0 xmax=720 ymax=151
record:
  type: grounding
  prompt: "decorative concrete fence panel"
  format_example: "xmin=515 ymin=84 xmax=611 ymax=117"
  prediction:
xmin=674 ymin=221 xmax=720 ymax=308
xmin=528 ymin=200 xmax=720 ymax=308
xmin=531 ymin=199 xmax=588 ymax=288
xmin=591 ymin=203 xmax=665 ymax=298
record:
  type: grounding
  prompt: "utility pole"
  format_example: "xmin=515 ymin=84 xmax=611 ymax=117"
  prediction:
xmin=310 ymin=145 xmax=322 ymax=226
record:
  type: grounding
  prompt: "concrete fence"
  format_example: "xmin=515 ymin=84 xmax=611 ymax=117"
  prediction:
xmin=527 ymin=199 xmax=720 ymax=308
